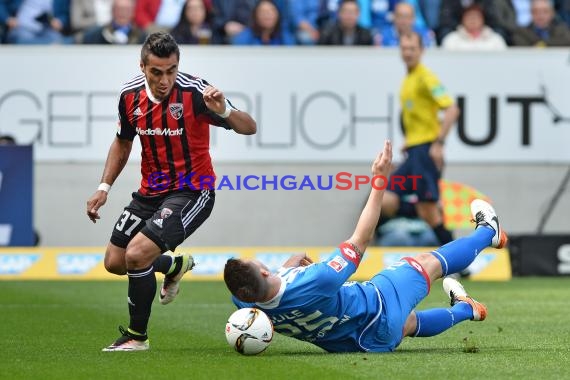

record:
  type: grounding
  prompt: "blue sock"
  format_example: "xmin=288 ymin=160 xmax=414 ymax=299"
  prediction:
xmin=414 ymin=303 xmax=474 ymax=337
xmin=431 ymin=227 xmax=494 ymax=276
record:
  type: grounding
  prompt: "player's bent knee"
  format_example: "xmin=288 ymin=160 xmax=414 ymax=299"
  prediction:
xmin=104 ymin=247 xmax=127 ymax=275
xmin=104 ymin=257 xmax=127 ymax=275
xmin=124 ymin=237 xmax=161 ymax=269
xmin=414 ymin=252 xmax=443 ymax=283
xmin=125 ymin=246 xmax=146 ymax=269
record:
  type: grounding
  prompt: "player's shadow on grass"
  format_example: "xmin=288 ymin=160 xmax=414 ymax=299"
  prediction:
xmin=395 ymin=348 xmax=470 ymax=354
xmin=266 ymin=350 xmax=330 ymax=356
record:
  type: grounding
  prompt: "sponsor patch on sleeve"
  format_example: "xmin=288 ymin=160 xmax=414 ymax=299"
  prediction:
xmin=338 ymin=242 xmax=361 ymax=266
xmin=327 ymin=255 xmax=348 ymax=273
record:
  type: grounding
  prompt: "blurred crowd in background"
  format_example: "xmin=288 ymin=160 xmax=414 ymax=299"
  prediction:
xmin=0 ymin=0 xmax=569 ymax=48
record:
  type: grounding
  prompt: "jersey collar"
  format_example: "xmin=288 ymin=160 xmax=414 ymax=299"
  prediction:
xmin=256 ymin=274 xmax=285 ymax=309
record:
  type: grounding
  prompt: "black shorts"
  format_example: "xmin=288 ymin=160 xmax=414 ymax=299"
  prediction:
xmin=110 ymin=189 xmax=215 ymax=252
xmin=388 ymin=142 xmax=441 ymax=202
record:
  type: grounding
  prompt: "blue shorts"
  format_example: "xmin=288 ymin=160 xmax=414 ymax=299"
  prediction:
xmin=388 ymin=142 xmax=440 ymax=202
xmin=360 ymin=258 xmax=430 ymax=352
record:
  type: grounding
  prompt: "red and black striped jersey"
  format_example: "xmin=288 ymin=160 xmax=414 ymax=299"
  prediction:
xmin=117 ymin=72 xmax=233 ymax=195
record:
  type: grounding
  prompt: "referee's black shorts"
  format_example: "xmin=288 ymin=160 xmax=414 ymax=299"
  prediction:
xmin=110 ymin=189 xmax=215 ymax=252
xmin=388 ymin=142 xmax=441 ymax=202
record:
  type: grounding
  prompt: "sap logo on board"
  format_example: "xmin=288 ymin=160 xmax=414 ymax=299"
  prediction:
xmin=191 ymin=254 xmax=235 ymax=275
xmin=0 ymin=255 xmax=40 ymax=274
xmin=57 ymin=254 xmax=103 ymax=274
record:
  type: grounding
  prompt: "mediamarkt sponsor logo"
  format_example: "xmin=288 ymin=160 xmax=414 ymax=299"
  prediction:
xmin=135 ymin=127 xmax=184 ymax=136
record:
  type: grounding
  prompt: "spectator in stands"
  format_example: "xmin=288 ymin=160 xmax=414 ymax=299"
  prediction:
xmin=70 ymin=0 xmax=112 ymax=36
xmin=134 ymin=0 xmax=188 ymax=33
xmin=319 ymin=0 xmax=373 ymax=45
xmin=171 ymin=0 xmax=213 ymax=44
xmin=232 ymin=0 xmax=294 ymax=45
xmin=512 ymin=0 xmax=570 ymax=46
xmin=288 ymin=0 xmax=335 ymax=45
xmin=379 ymin=2 xmax=434 ymax=47
xmin=313 ymin=0 xmax=374 ymax=31
xmin=80 ymin=0 xmax=145 ymax=44
xmin=441 ymin=3 xmax=507 ymax=50
xmin=370 ymin=0 xmax=429 ymax=38
xmin=439 ymin=0 xmax=520 ymax=44
xmin=6 ymin=0 xmax=70 ymax=44
xmin=0 ymin=0 xmax=21 ymax=43
xmin=439 ymin=0 xmax=493 ymax=42
xmin=211 ymin=0 xmax=257 ymax=44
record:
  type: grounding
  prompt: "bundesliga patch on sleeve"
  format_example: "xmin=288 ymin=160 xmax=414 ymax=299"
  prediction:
xmin=338 ymin=242 xmax=361 ymax=266
xmin=328 ymin=255 xmax=348 ymax=272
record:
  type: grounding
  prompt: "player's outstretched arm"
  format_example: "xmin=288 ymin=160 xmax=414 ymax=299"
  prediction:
xmin=203 ymin=85 xmax=257 ymax=135
xmin=347 ymin=140 xmax=393 ymax=254
xmin=86 ymin=137 xmax=132 ymax=223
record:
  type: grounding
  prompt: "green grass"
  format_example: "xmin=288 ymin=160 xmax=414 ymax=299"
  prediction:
xmin=1 ymin=279 xmax=569 ymax=380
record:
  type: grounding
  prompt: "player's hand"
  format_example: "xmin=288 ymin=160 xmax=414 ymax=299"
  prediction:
xmin=371 ymin=140 xmax=393 ymax=178
xmin=429 ymin=142 xmax=444 ymax=171
xmin=203 ymin=85 xmax=227 ymax=115
xmin=86 ymin=191 xmax=108 ymax=223
xmin=299 ymin=255 xmax=313 ymax=267
xmin=282 ymin=253 xmax=313 ymax=268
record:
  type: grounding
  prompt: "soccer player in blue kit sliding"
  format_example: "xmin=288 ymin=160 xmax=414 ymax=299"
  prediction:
xmin=224 ymin=140 xmax=508 ymax=353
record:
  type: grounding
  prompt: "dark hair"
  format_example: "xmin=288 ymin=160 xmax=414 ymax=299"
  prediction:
xmin=140 ymin=32 xmax=180 ymax=64
xmin=224 ymin=259 xmax=267 ymax=302
xmin=400 ymin=30 xmax=423 ymax=49
xmin=251 ymin=0 xmax=282 ymax=41
xmin=171 ymin=0 xmax=213 ymax=44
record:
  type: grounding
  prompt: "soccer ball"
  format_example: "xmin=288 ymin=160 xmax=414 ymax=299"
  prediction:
xmin=225 ymin=308 xmax=273 ymax=355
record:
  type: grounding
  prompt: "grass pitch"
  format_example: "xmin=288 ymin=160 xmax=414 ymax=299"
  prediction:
xmin=1 ymin=278 xmax=569 ymax=380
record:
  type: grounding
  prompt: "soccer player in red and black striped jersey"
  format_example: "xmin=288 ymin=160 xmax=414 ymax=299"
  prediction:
xmin=86 ymin=31 xmax=256 ymax=351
